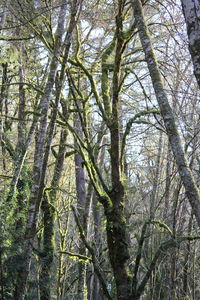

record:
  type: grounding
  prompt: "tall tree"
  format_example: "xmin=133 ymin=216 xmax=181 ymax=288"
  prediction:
xmin=132 ymin=0 xmax=200 ymax=227
xmin=14 ymin=2 xmax=68 ymax=299
xmin=181 ymin=0 xmax=200 ymax=88
xmin=1 ymin=0 xmax=200 ymax=299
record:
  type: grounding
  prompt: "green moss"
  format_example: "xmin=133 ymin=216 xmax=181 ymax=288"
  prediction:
xmin=101 ymin=37 xmax=117 ymax=119
xmin=121 ymin=215 xmax=126 ymax=223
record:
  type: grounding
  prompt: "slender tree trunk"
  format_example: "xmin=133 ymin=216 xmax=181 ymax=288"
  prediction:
xmin=6 ymin=115 xmax=37 ymax=203
xmin=6 ymin=44 xmax=31 ymax=299
xmin=150 ymin=132 xmax=163 ymax=219
xmin=74 ymin=114 xmax=87 ymax=299
xmin=72 ymin=70 xmax=93 ymax=298
xmin=39 ymin=193 xmax=55 ymax=300
xmin=164 ymin=141 xmax=173 ymax=221
xmin=168 ymin=180 xmax=181 ymax=300
xmin=14 ymin=3 xmax=68 ymax=299
xmin=133 ymin=0 xmax=200 ymax=227
xmin=91 ymin=136 xmax=107 ymax=300
xmin=38 ymin=99 xmax=62 ymax=300
xmin=17 ymin=46 xmax=26 ymax=146
xmin=0 ymin=62 xmax=8 ymax=170
xmin=75 ymin=161 xmax=88 ymax=299
xmin=180 ymin=0 xmax=200 ymax=88
xmin=182 ymin=215 xmax=193 ymax=298
xmin=144 ymin=132 xmax=163 ymax=299
xmin=0 ymin=0 xmax=10 ymax=30
xmin=0 ymin=63 xmax=7 ymax=141
xmin=39 ymin=4 xmax=82 ymax=298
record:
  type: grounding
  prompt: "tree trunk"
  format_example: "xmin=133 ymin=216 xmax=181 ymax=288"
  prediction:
xmin=104 ymin=2 xmax=132 ymax=298
xmin=14 ymin=2 xmax=68 ymax=299
xmin=0 ymin=0 xmax=10 ymax=30
xmin=181 ymin=0 xmax=200 ymax=88
xmin=83 ymin=1 xmax=134 ymax=298
xmin=74 ymin=109 xmax=87 ymax=299
xmin=0 ymin=62 xmax=8 ymax=170
xmin=91 ymin=136 xmax=107 ymax=300
xmin=39 ymin=2 xmax=82 ymax=297
xmin=133 ymin=0 xmax=200 ymax=227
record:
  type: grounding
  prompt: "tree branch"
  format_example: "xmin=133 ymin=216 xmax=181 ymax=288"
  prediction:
xmin=71 ymin=205 xmax=112 ymax=300
xmin=134 ymin=235 xmax=200 ymax=299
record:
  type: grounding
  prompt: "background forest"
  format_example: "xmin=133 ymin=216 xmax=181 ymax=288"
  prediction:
xmin=0 ymin=0 xmax=200 ymax=299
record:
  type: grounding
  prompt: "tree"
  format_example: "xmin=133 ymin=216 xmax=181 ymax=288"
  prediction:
xmin=181 ymin=0 xmax=200 ymax=88
xmin=1 ymin=0 xmax=200 ymax=299
xmin=133 ymin=0 xmax=200 ymax=227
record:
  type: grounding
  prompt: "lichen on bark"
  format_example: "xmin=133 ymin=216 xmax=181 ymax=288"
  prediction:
xmin=133 ymin=0 xmax=200 ymax=227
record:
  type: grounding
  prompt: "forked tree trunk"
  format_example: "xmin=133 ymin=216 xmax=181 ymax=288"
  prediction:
xmin=39 ymin=2 xmax=82 ymax=298
xmin=104 ymin=2 xmax=132 ymax=298
xmin=133 ymin=0 xmax=200 ymax=227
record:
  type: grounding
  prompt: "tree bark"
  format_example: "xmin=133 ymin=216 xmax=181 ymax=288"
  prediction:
xmin=0 ymin=0 xmax=10 ymax=30
xmin=133 ymin=0 xmax=200 ymax=227
xmin=14 ymin=2 xmax=68 ymax=299
xmin=105 ymin=2 xmax=132 ymax=299
xmin=181 ymin=0 xmax=200 ymax=88
xmin=39 ymin=2 xmax=82 ymax=298
xmin=74 ymin=110 xmax=87 ymax=300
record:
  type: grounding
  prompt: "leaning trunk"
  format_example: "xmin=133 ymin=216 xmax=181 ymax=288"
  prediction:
xmin=133 ymin=0 xmax=200 ymax=227
xmin=180 ymin=0 xmax=200 ymax=88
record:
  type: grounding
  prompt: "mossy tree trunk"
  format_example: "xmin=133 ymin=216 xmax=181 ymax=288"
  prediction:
xmin=133 ymin=0 xmax=200 ymax=227
xmin=38 ymin=2 xmax=82 ymax=298
xmin=14 ymin=2 xmax=68 ymax=299
xmin=67 ymin=1 xmax=200 ymax=298
xmin=68 ymin=1 xmax=134 ymax=298
xmin=104 ymin=1 xmax=132 ymax=299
